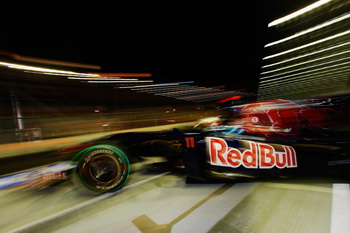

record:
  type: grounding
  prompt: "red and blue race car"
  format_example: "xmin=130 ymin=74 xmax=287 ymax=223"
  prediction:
xmin=1 ymin=96 xmax=350 ymax=193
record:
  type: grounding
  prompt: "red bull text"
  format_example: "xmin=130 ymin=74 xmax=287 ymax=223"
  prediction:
xmin=208 ymin=137 xmax=297 ymax=169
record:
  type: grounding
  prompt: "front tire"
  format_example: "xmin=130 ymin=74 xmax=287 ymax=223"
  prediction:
xmin=72 ymin=145 xmax=130 ymax=194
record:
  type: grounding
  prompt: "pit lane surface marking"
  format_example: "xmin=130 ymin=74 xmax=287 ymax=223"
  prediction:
xmin=131 ymin=183 xmax=234 ymax=232
xmin=259 ymin=183 xmax=350 ymax=233
xmin=51 ymin=181 xmax=258 ymax=233
xmin=8 ymin=178 xmax=347 ymax=233
xmin=7 ymin=172 xmax=170 ymax=233
xmin=132 ymin=183 xmax=258 ymax=233
xmin=209 ymin=182 xmax=345 ymax=233
xmin=330 ymin=184 xmax=350 ymax=233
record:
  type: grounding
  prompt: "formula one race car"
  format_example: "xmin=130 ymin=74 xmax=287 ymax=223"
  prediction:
xmin=1 ymin=96 xmax=350 ymax=193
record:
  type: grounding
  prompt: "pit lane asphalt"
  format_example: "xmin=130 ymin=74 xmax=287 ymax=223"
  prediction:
xmin=1 ymin=123 xmax=349 ymax=233
xmin=4 ymin=174 xmax=349 ymax=233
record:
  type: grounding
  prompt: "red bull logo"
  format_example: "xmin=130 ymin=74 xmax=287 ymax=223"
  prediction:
xmin=208 ymin=137 xmax=297 ymax=169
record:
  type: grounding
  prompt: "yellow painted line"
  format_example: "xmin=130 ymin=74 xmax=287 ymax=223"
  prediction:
xmin=262 ymin=182 xmax=333 ymax=194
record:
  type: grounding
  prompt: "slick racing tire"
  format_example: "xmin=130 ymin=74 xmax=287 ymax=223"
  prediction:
xmin=72 ymin=145 xmax=130 ymax=194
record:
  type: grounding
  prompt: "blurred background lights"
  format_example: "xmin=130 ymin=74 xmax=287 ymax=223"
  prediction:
xmin=258 ymin=0 xmax=350 ymax=100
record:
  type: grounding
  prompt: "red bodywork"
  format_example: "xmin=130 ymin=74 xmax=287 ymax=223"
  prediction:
xmin=231 ymin=99 xmax=337 ymax=141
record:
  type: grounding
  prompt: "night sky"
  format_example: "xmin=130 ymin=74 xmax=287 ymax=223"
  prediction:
xmin=1 ymin=1 xmax=316 ymax=94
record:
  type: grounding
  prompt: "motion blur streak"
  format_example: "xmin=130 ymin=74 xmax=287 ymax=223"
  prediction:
xmin=119 ymin=81 xmax=195 ymax=89
xmin=263 ymin=29 xmax=350 ymax=60
xmin=86 ymin=80 xmax=153 ymax=83
xmin=258 ymin=0 xmax=350 ymax=100
xmin=92 ymin=72 xmax=153 ymax=77
xmin=259 ymin=68 xmax=349 ymax=87
xmin=0 ymin=61 xmax=99 ymax=77
xmin=268 ymin=0 xmax=332 ymax=27
xmin=163 ymin=86 xmax=226 ymax=96
xmin=0 ymin=62 xmax=153 ymax=84
xmin=67 ymin=76 xmax=122 ymax=80
xmin=217 ymin=96 xmax=241 ymax=103
xmin=266 ymin=12 xmax=350 ymax=47
xmin=262 ymin=41 xmax=350 ymax=69
xmin=261 ymin=50 xmax=350 ymax=75
xmin=0 ymin=51 xmax=101 ymax=69
xmin=260 ymin=59 xmax=350 ymax=81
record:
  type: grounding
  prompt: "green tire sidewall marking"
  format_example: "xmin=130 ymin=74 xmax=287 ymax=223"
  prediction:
xmin=72 ymin=144 xmax=130 ymax=192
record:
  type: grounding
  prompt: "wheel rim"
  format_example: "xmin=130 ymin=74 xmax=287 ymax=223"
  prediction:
xmin=89 ymin=155 xmax=121 ymax=183
xmin=74 ymin=145 xmax=130 ymax=193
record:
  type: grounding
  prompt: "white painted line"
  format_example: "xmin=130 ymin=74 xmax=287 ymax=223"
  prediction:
xmin=330 ymin=183 xmax=350 ymax=233
xmin=7 ymin=172 xmax=170 ymax=233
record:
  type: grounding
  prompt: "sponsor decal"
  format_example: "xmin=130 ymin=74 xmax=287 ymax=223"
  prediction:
xmin=208 ymin=137 xmax=297 ymax=169
xmin=84 ymin=149 xmax=115 ymax=163
xmin=0 ymin=162 xmax=75 ymax=190
xmin=41 ymin=171 xmax=67 ymax=180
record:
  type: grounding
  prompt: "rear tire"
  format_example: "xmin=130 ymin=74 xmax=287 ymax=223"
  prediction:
xmin=72 ymin=145 xmax=130 ymax=194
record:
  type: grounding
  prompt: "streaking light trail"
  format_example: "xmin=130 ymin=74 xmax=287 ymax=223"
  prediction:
xmin=217 ymin=96 xmax=242 ymax=103
xmin=263 ymin=30 xmax=350 ymax=60
xmin=268 ymin=0 xmax=332 ymax=27
xmin=266 ymin=12 xmax=350 ymax=47
xmin=118 ymin=81 xmax=194 ymax=89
